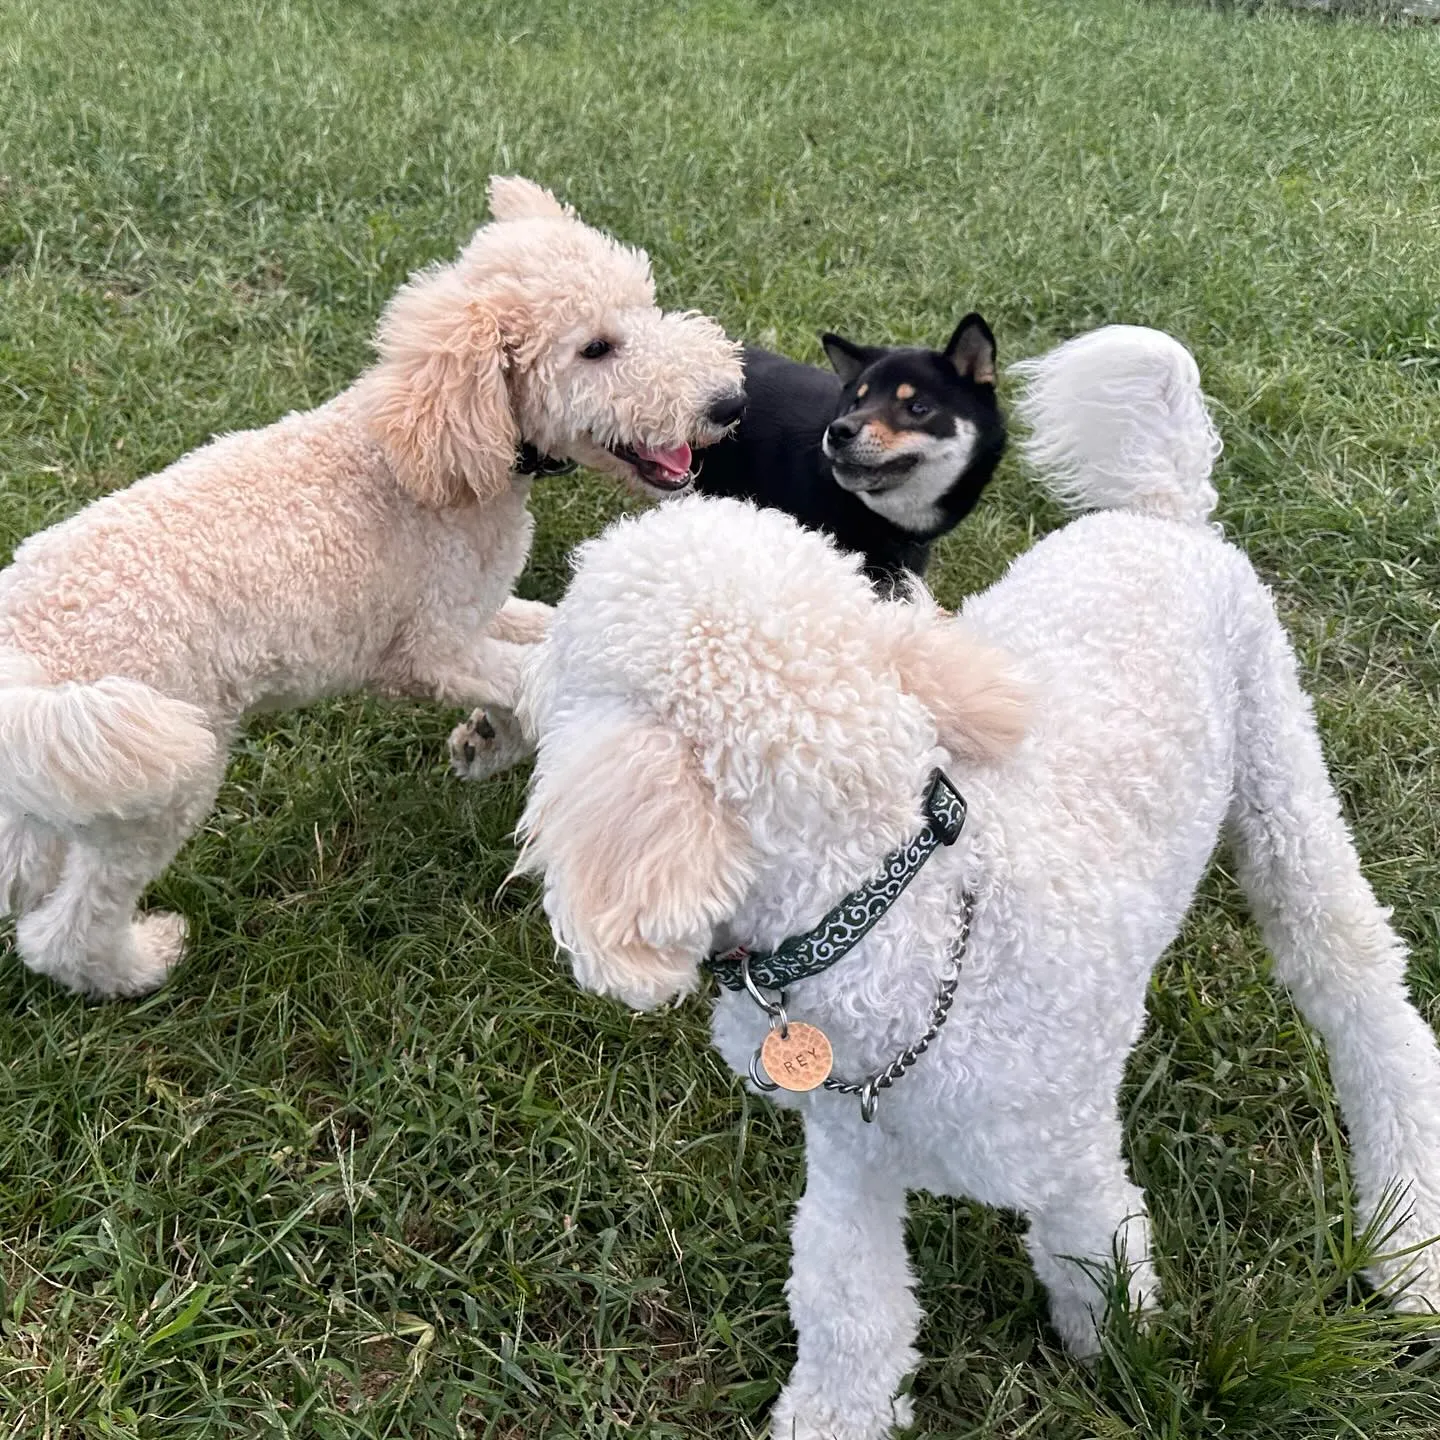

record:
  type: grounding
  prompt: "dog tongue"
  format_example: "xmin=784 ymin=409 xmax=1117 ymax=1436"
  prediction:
xmin=634 ymin=441 xmax=692 ymax=477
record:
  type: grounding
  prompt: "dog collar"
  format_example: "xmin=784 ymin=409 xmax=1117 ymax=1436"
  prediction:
xmin=706 ymin=768 xmax=967 ymax=994
xmin=513 ymin=443 xmax=578 ymax=477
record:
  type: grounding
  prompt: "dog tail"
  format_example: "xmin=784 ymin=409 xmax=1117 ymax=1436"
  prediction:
xmin=1010 ymin=325 xmax=1221 ymax=525
xmin=0 ymin=651 xmax=218 ymax=826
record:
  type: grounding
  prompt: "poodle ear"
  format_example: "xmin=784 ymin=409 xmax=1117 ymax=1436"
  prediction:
xmin=487 ymin=175 xmax=573 ymax=222
xmin=943 ymin=313 xmax=997 ymax=386
xmin=364 ymin=261 xmax=520 ymax=507
xmin=881 ymin=602 xmax=1027 ymax=762
xmin=515 ymin=716 xmax=754 ymax=1010
xmin=821 ymin=332 xmax=882 ymax=387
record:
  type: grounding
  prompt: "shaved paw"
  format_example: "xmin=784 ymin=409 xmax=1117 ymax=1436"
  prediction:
xmin=448 ymin=706 xmax=530 ymax=781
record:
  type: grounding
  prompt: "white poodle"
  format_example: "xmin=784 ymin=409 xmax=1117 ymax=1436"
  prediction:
xmin=0 ymin=175 xmax=743 ymax=999
xmin=513 ymin=326 xmax=1440 ymax=1439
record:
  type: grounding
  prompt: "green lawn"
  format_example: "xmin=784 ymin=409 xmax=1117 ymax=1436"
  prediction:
xmin=3 ymin=0 xmax=1440 ymax=1435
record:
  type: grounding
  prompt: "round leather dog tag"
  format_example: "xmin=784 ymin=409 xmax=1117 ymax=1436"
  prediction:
xmin=761 ymin=1023 xmax=834 ymax=1092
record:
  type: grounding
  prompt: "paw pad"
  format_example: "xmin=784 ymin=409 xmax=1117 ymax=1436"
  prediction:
xmin=448 ymin=707 xmax=528 ymax=781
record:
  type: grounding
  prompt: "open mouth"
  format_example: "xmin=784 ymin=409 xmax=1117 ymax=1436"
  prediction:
xmin=831 ymin=452 xmax=921 ymax=493
xmin=610 ymin=440 xmax=694 ymax=490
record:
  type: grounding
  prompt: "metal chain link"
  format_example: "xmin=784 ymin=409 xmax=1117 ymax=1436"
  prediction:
xmin=822 ymin=890 xmax=975 ymax=1122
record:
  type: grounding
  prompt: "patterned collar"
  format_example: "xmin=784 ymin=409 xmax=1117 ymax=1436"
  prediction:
xmin=706 ymin=769 xmax=968 ymax=993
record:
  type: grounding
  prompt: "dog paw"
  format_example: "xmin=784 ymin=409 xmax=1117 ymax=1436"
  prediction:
xmin=88 ymin=912 xmax=187 ymax=999
xmin=448 ymin=706 xmax=529 ymax=781
xmin=121 ymin=912 xmax=187 ymax=993
xmin=769 ymin=1390 xmax=907 ymax=1440
xmin=18 ymin=907 xmax=187 ymax=1000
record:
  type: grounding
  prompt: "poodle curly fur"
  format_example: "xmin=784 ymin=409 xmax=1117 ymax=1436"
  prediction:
xmin=515 ymin=326 xmax=1440 ymax=1440
xmin=0 ymin=174 xmax=742 ymax=999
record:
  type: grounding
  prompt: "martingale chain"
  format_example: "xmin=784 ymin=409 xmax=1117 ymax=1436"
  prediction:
xmin=822 ymin=890 xmax=974 ymax=1122
xmin=723 ymin=769 xmax=973 ymax=1121
xmin=745 ymin=890 xmax=975 ymax=1122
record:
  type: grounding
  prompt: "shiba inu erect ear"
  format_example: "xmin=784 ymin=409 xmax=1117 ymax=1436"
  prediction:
xmin=944 ymin=313 xmax=998 ymax=387
xmin=821 ymin=332 xmax=884 ymax=387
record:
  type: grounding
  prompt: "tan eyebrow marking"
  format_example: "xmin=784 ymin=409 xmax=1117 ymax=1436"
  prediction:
xmin=856 ymin=383 xmax=868 ymax=398
xmin=896 ymin=383 xmax=915 ymax=400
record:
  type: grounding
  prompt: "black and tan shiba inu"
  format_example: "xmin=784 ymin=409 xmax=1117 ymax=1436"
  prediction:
xmin=692 ymin=315 xmax=1005 ymax=590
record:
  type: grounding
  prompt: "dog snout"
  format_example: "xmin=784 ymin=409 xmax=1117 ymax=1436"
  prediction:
xmin=826 ymin=415 xmax=862 ymax=447
xmin=706 ymin=389 xmax=747 ymax=428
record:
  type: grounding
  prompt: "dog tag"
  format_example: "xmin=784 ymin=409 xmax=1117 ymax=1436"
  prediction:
xmin=761 ymin=1023 xmax=834 ymax=1092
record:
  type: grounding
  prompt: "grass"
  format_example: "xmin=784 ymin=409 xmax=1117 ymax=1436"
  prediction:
xmin=2 ymin=0 xmax=1440 ymax=1433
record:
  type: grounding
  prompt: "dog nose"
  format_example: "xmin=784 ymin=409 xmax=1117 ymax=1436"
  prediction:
xmin=706 ymin=389 xmax=747 ymax=428
xmin=827 ymin=416 xmax=862 ymax=446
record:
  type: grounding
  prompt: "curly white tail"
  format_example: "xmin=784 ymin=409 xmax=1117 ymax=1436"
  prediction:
xmin=1011 ymin=325 xmax=1222 ymax=526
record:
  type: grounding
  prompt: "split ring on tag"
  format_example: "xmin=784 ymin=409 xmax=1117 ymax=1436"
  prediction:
xmin=760 ymin=1022 xmax=834 ymax=1092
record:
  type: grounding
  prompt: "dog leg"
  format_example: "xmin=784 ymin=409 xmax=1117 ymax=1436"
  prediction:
xmin=407 ymin=631 xmax=536 ymax=782
xmin=1244 ymin=957 xmax=1440 ymax=1311
xmin=16 ymin=837 xmax=185 ymax=998
xmin=447 ymin=600 xmax=553 ymax=778
xmin=770 ymin=1129 xmax=919 ymax=1440
xmin=1228 ymin=606 xmax=1440 ymax=1311
xmin=1226 ymin=590 xmax=1440 ymax=1313
xmin=1020 ymin=1136 xmax=1158 ymax=1357
xmin=405 ymin=632 xmax=531 ymax=711
xmin=485 ymin=596 xmax=553 ymax=646
xmin=1249 ymin=886 xmax=1440 ymax=1312
xmin=11 ymin=767 xmax=220 ymax=998
xmin=0 ymin=814 xmax=65 ymax=916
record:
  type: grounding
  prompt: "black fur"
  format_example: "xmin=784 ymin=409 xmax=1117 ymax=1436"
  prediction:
xmin=692 ymin=315 xmax=1005 ymax=591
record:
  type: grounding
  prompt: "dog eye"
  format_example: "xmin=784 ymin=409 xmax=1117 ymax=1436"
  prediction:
xmin=579 ymin=339 xmax=613 ymax=360
xmin=907 ymin=399 xmax=932 ymax=417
